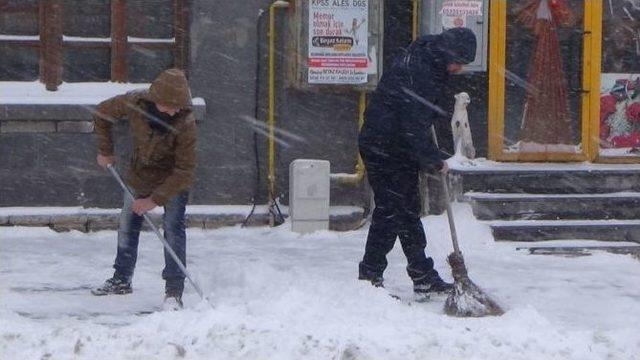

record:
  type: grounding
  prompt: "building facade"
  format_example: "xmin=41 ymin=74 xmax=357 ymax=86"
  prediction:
xmin=1 ymin=1 xmax=638 ymax=215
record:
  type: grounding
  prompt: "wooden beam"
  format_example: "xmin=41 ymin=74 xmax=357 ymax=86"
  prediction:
xmin=173 ymin=0 xmax=189 ymax=74
xmin=39 ymin=0 xmax=63 ymax=91
xmin=62 ymin=41 xmax=112 ymax=49
xmin=0 ymin=40 xmax=41 ymax=48
xmin=111 ymin=0 xmax=127 ymax=82
xmin=127 ymin=42 xmax=175 ymax=49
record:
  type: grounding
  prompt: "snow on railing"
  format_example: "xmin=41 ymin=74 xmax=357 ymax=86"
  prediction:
xmin=127 ymin=36 xmax=175 ymax=43
xmin=0 ymin=34 xmax=39 ymax=41
xmin=62 ymin=36 xmax=111 ymax=42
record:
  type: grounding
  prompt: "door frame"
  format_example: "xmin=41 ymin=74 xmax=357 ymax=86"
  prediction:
xmin=488 ymin=0 xmax=603 ymax=162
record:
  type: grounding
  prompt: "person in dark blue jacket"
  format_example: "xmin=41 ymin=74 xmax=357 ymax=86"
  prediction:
xmin=358 ymin=27 xmax=477 ymax=296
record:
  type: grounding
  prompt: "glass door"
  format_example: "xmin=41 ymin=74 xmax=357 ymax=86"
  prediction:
xmin=489 ymin=0 xmax=600 ymax=161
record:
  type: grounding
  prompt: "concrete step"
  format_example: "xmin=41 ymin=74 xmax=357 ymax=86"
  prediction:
xmin=450 ymin=167 xmax=640 ymax=197
xmin=467 ymin=192 xmax=640 ymax=220
xmin=0 ymin=206 xmax=365 ymax=232
xmin=490 ymin=220 xmax=640 ymax=242
xmin=516 ymin=245 xmax=640 ymax=258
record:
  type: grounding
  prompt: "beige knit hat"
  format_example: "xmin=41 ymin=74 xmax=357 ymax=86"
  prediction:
xmin=147 ymin=68 xmax=192 ymax=109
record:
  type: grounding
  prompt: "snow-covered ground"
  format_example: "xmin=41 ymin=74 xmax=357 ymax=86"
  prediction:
xmin=1 ymin=204 xmax=639 ymax=359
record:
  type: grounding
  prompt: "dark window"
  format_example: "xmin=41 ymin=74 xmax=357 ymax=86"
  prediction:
xmin=0 ymin=0 xmax=189 ymax=90
xmin=0 ymin=1 xmax=40 ymax=81
xmin=0 ymin=0 xmax=39 ymax=35
xmin=602 ymin=1 xmax=640 ymax=73
xmin=128 ymin=0 xmax=174 ymax=39
xmin=0 ymin=45 xmax=39 ymax=81
xmin=62 ymin=0 xmax=110 ymax=38
xmin=63 ymin=48 xmax=111 ymax=82
xmin=128 ymin=47 xmax=174 ymax=83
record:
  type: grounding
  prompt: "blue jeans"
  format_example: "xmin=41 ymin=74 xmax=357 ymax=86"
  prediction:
xmin=113 ymin=191 xmax=188 ymax=289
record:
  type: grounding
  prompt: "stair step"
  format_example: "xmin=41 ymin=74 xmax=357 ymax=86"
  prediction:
xmin=467 ymin=192 xmax=640 ymax=220
xmin=490 ymin=220 xmax=640 ymax=242
xmin=516 ymin=245 xmax=640 ymax=257
xmin=450 ymin=168 xmax=640 ymax=195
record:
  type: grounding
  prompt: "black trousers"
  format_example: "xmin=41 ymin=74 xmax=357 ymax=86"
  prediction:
xmin=359 ymin=146 xmax=437 ymax=284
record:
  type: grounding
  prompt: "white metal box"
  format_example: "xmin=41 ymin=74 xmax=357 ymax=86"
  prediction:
xmin=289 ymin=159 xmax=330 ymax=233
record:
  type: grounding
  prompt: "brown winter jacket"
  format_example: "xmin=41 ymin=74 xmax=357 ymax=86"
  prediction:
xmin=94 ymin=69 xmax=197 ymax=206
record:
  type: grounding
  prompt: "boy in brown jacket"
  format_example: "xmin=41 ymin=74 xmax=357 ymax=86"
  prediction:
xmin=91 ymin=68 xmax=197 ymax=308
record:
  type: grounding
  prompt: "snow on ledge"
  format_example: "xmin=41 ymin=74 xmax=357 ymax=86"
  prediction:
xmin=448 ymin=156 xmax=640 ymax=171
xmin=0 ymin=205 xmax=364 ymax=217
xmin=0 ymin=81 xmax=205 ymax=106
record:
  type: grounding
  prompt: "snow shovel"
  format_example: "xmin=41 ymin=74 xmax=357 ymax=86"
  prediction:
xmin=106 ymin=164 xmax=206 ymax=301
xmin=429 ymin=127 xmax=504 ymax=317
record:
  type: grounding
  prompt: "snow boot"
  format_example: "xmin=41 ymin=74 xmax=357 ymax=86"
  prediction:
xmin=91 ymin=275 xmax=132 ymax=296
xmin=162 ymin=281 xmax=184 ymax=310
xmin=162 ymin=290 xmax=184 ymax=311
xmin=358 ymin=262 xmax=384 ymax=287
xmin=358 ymin=273 xmax=384 ymax=288
xmin=413 ymin=274 xmax=453 ymax=296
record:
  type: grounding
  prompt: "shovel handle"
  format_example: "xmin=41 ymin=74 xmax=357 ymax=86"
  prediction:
xmin=429 ymin=126 xmax=461 ymax=255
xmin=106 ymin=164 xmax=206 ymax=300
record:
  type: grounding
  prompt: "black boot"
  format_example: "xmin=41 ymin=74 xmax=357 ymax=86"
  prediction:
xmin=91 ymin=274 xmax=132 ymax=296
xmin=358 ymin=262 xmax=384 ymax=287
xmin=413 ymin=272 xmax=453 ymax=295
xmin=163 ymin=281 xmax=184 ymax=310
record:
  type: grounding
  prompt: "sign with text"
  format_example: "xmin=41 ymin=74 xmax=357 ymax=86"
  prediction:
xmin=440 ymin=0 xmax=482 ymax=29
xmin=308 ymin=0 xmax=369 ymax=84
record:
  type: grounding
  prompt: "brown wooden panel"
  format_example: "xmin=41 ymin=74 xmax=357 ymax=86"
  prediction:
xmin=62 ymin=41 xmax=111 ymax=48
xmin=127 ymin=42 xmax=175 ymax=49
xmin=0 ymin=40 xmax=40 ymax=48
xmin=173 ymin=0 xmax=188 ymax=72
xmin=111 ymin=0 xmax=127 ymax=82
xmin=39 ymin=0 xmax=63 ymax=91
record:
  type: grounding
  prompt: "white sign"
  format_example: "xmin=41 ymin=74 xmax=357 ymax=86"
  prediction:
xmin=440 ymin=0 xmax=482 ymax=29
xmin=308 ymin=0 xmax=369 ymax=84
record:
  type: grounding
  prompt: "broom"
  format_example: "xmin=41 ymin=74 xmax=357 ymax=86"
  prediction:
xmin=430 ymin=126 xmax=504 ymax=317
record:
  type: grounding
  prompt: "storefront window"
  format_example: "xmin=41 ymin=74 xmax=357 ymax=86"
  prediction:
xmin=599 ymin=0 xmax=640 ymax=157
xmin=502 ymin=0 xmax=584 ymax=154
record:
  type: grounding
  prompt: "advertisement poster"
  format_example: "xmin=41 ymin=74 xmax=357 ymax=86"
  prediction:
xmin=440 ymin=0 xmax=482 ymax=29
xmin=308 ymin=0 xmax=369 ymax=84
xmin=599 ymin=73 xmax=640 ymax=156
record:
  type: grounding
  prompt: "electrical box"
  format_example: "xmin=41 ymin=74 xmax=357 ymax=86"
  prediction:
xmin=421 ymin=0 xmax=489 ymax=72
xmin=288 ymin=0 xmax=384 ymax=90
xmin=289 ymin=159 xmax=330 ymax=234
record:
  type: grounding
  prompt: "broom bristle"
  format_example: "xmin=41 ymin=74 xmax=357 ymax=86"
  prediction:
xmin=444 ymin=252 xmax=504 ymax=317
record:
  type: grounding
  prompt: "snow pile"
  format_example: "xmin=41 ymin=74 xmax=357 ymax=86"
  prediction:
xmin=1 ymin=204 xmax=640 ymax=359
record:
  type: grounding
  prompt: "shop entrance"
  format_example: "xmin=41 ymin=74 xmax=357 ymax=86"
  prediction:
xmin=488 ymin=0 xmax=602 ymax=161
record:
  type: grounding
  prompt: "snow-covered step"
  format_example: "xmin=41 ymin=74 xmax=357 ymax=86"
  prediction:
xmin=0 ymin=206 xmax=365 ymax=232
xmin=449 ymin=168 xmax=640 ymax=196
xmin=490 ymin=219 xmax=640 ymax=242
xmin=467 ymin=192 xmax=640 ymax=220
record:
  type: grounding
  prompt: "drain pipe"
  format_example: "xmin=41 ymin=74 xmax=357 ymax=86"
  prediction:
xmin=267 ymin=0 xmax=290 ymax=226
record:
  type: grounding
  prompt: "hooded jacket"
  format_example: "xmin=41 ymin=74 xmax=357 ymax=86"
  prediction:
xmin=359 ymin=27 xmax=477 ymax=171
xmin=94 ymin=69 xmax=197 ymax=205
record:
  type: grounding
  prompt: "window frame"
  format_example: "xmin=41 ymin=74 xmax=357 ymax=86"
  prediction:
xmin=0 ymin=0 xmax=189 ymax=90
